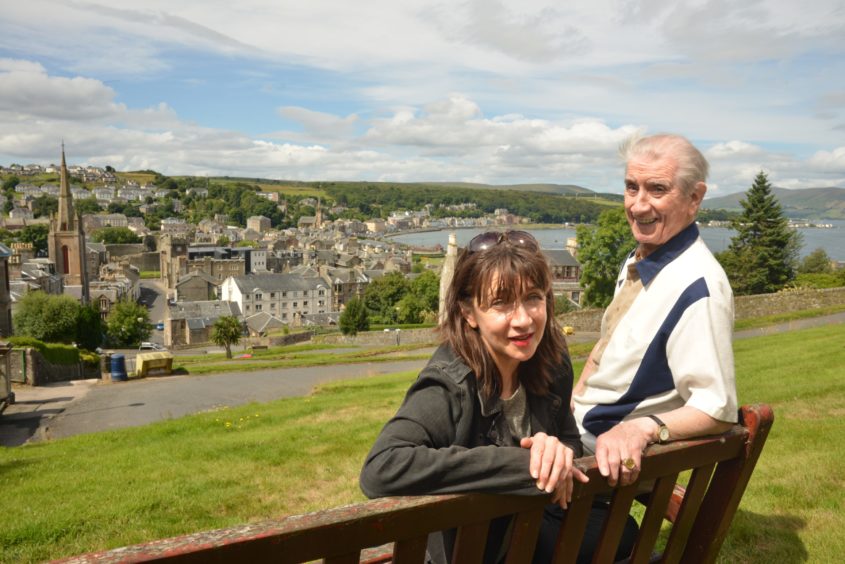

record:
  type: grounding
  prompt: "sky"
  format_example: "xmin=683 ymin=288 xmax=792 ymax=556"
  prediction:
xmin=0 ymin=0 xmax=843 ymax=196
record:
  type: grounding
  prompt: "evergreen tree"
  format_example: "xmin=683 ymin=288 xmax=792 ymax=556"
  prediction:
xmin=716 ymin=171 xmax=801 ymax=295
xmin=339 ymin=298 xmax=369 ymax=335
xmin=575 ymin=207 xmax=636 ymax=308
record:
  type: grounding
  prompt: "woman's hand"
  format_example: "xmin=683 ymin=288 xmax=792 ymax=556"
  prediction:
xmin=520 ymin=433 xmax=589 ymax=509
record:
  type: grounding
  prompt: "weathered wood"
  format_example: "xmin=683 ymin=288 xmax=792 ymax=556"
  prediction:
xmin=629 ymin=475 xmax=678 ymax=564
xmin=56 ymin=404 xmax=773 ymax=564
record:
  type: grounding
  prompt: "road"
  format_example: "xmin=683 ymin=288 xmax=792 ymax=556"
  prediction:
xmin=139 ymin=278 xmax=167 ymax=346
xmin=0 ymin=358 xmax=429 ymax=446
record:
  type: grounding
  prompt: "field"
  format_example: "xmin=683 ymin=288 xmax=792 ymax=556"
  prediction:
xmin=0 ymin=324 xmax=842 ymax=562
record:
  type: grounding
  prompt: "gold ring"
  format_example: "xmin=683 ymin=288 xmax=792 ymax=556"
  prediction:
xmin=622 ymin=458 xmax=636 ymax=470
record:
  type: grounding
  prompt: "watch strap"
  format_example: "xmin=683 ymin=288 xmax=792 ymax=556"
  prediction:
xmin=647 ymin=414 xmax=669 ymax=443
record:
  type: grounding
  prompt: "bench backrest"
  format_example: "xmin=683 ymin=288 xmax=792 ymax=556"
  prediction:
xmin=57 ymin=404 xmax=773 ymax=564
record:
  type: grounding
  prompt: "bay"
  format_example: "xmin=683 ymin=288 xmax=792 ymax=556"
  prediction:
xmin=389 ymin=219 xmax=845 ymax=261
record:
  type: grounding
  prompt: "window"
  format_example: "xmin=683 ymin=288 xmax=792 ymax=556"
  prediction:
xmin=270 ymin=303 xmax=276 ymax=310
xmin=255 ymin=304 xmax=262 ymax=311
xmin=282 ymin=291 xmax=287 ymax=297
xmin=270 ymin=292 xmax=275 ymax=298
xmin=318 ymin=289 xmax=325 ymax=296
xmin=282 ymin=313 xmax=287 ymax=319
xmin=245 ymin=305 xmax=250 ymax=312
xmin=255 ymin=293 xmax=262 ymax=301
xmin=293 ymin=302 xmax=298 ymax=308
xmin=303 ymin=301 xmax=308 ymax=307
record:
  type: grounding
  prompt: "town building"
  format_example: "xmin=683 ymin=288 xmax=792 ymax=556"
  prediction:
xmin=47 ymin=146 xmax=89 ymax=303
xmin=220 ymin=273 xmax=332 ymax=323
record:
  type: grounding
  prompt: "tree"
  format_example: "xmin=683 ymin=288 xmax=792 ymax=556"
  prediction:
xmin=14 ymin=292 xmax=81 ymax=343
xmin=2 ymin=175 xmax=20 ymax=192
xmin=210 ymin=315 xmax=243 ymax=358
xmin=339 ymin=298 xmax=369 ymax=335
xmin=554 ymin=294 xmax=576 ymax=315
xmin=74 ymin=197 xmax=102 ymax=216
xmin=798 ymin=247 xmax=833 ymax=274
xmin=91 ymin=226 xmax=142 ymax=244
xmin=364 ymin=271 xmax=410 ymax=323
xmin=31 ymin=194 xmax=58 ymax=218
xmin=105 ymin=299 xmax=151 ymax=346
xmin=20 ymin=224 xmax=49 ymax=256
xmin=715 ymin=171 xmax=801 ymax=295
xmin=575 ymin=207 xmax=636 ymax=307
xmin=76 ymin=303 xmax=104 ymax=350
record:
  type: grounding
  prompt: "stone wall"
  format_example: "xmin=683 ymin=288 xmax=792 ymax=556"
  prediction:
xmin=733 ymin=287 xmax=845 ymax=319
xmin=9 ymin=348 xmax=100 ymax=386
xmin=559 ymin=287 xmax=845 ymax=333
xmin=314 ymin=327 xmax=439 ymax=347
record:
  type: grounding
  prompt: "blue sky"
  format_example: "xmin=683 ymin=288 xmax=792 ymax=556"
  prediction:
xmin=0 ymin=0 xmax=843 ymax=195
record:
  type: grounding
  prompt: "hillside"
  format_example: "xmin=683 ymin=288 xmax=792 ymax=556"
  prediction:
xmin=425 ymin=181 xmax=594 ymax=196
xmin=703 ymin=186 xmax=845 ymax=220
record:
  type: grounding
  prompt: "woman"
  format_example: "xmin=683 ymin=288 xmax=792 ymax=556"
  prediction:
xmin=360 ymin=231 xmax=636 ymax=563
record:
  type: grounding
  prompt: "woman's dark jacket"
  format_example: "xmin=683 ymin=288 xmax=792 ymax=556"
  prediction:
xmin=360 ymin=343 xmax=582 ymax=499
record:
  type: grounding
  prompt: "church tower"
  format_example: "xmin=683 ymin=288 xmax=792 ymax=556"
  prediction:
xmin=48 ymin=144 xmax=90 ymax=303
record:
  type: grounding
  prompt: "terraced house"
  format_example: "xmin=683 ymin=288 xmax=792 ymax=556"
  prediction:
xmin=220 ymin=273 xmax=332 ymax=323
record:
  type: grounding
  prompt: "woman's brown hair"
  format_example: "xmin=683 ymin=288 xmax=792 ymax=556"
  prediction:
xmin=439 ymin=237 xmax=568 ymax=399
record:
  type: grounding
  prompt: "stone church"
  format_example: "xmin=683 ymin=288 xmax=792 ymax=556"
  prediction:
xmin=47 ymin=145 xmax=90 ymax=303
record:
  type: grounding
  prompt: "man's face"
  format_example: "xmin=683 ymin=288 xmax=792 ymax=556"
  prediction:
xmin=624 ymin=155 xmax=705 ymax=257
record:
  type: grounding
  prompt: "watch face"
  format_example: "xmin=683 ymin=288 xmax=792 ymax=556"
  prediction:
xmin=659 ymin=427 xmax=670 ymax=441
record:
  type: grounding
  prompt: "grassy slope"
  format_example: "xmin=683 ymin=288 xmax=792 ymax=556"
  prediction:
xmin=1 ymin=325 xmax=843 ymax=562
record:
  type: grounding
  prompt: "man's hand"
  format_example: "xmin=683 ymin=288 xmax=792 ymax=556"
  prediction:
xmin=520 ymin=433 xmax=589 ymax=509
xmin=593 ymin=419 xmax=654 ymax=487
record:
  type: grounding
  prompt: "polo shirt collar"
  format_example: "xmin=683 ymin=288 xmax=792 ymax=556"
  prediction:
xmin=635 ymin=222 xmax=700 ymax=286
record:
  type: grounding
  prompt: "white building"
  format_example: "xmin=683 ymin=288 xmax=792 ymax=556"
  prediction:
xmin=220 ymin=273 xmax=332 ymax=323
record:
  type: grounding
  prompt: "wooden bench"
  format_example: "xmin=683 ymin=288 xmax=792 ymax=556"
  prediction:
xmin=57 ymin=404 xmax=773 ymax=564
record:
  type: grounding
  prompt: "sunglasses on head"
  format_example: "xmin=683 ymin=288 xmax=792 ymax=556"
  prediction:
xmin=466 ymin=230 xmax=539 ymax=253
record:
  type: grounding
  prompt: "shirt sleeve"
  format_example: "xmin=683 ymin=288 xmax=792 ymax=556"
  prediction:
xmin=666 ymin=280 xmax=738 ymax=423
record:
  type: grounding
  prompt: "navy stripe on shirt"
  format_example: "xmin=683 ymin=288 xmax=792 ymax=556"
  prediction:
xmin=583 ymin=276 xmax=710 ymax=437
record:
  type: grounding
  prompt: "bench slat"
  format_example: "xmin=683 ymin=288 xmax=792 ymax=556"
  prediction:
xmin=551 ymin=493 xmax=594 ymax=564
xmin=629 ymin=474 xmax=679 ymax=564
xmin=392 ymin=535 xmax=427 ymax=563
xmin=662 ymin=462 xmax=716 ymax=563
xmin=592 ymin=485 xmax=638 ymax=563
xmin=451 ymin=521 xmax=489 ymax=563
xmin=503 ymin=507 xmax=544 ymax=564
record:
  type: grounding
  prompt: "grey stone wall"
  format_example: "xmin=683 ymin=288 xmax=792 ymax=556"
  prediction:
xmin=314 ymin=327 xmax=439 ymax=347
xmin=559 ymin=287 xmax=845 ymax=333
xmin=733 ymin=287 xmax=845 ymax=319
xmin=9 ymin=348 xmax=100 ymax=386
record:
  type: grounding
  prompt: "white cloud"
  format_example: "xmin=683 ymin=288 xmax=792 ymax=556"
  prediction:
xmin=0 ymin=61 xmax=124 ymax=120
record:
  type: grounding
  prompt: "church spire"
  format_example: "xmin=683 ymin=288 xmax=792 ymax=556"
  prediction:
xmin=57 ymin=142 xmax=76 ymax=231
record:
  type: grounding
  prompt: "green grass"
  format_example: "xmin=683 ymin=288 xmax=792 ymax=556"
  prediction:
xmin=2 ymin=324 xmax=843 ymax=562
xmin=173 ymin=342 xmax=435 ymax=375
xmin=139 ymin=270 xmax=161 ymax=279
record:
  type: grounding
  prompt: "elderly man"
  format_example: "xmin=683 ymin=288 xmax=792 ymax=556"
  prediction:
xmin=572 ymin=133 xmax=738 ymax=487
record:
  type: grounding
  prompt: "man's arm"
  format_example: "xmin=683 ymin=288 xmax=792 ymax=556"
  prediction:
xmin=593 ymin=406 xmax=733 ymax=487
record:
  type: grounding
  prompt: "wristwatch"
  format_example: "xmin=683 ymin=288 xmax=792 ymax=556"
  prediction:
xmin=647 ymin=414 xmax=670 ymax=443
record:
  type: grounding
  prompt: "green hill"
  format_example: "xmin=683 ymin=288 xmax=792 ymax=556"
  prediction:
xmin=703 ymin=186 xmax=845 ymax=220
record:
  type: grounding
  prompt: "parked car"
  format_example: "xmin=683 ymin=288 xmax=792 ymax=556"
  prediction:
xmin=138 ymin=342 xmax=166 ymax=351
xmin=155 ymin=322 xmax=165 ymax=331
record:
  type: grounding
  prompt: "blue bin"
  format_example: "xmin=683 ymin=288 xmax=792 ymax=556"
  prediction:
xmin=110 ymin=353 xmax=128 ymax=382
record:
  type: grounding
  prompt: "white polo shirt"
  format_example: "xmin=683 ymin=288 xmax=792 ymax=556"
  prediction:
xmin=574 ymin=223 xmax=738 ymax=452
